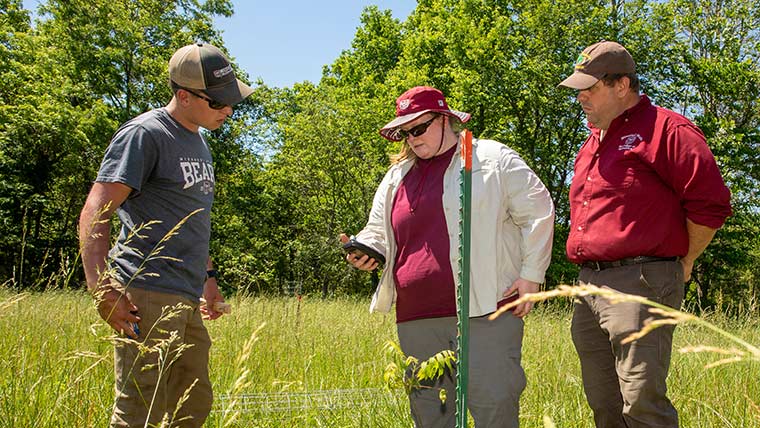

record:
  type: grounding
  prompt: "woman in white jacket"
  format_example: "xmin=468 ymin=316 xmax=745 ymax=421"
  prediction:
xmin=342 ymin=86 xmax=554 ymax=428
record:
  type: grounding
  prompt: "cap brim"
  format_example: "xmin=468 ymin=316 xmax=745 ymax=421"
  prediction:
xmin=205 ymin=79 xmax=254 ymax=106
xmin=558 ymin=72 xmax=599 ymax=90
xmin=379 ymin=109 xmax=472 ymax=141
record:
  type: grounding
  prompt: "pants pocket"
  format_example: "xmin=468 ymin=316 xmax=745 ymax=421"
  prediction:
xmin=639 ymin=261 xmax=684 ymax=308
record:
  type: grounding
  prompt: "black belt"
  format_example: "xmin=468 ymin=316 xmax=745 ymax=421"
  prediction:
xmin=582 ymin=256 xmax=678 ymax=271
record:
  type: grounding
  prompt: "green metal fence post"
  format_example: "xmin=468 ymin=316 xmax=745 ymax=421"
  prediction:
xmin=456 ymin=129 xmax=473 ymax=428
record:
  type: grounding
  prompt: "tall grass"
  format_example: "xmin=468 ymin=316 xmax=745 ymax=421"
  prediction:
xmin=0 ymin=288 xmax=758 ymax=427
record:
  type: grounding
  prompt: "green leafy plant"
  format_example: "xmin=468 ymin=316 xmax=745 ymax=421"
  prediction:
xmin=383 ymin=340 xmax=455 ymax=404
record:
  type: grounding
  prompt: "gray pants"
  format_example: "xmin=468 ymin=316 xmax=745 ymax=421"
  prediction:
xmin=396 ymin=313 xmax=526 ymax=428
xmin=572 ymin=260 xmax=684 ymax=428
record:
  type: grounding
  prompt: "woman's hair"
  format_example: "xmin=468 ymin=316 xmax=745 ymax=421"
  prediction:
xmin=389 ymin=114 xmax=463 ymax=164
xmin=389 ymin=142 xmax=416 ymax=165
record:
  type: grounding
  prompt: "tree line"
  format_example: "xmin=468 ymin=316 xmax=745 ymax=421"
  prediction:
xmin=1 ymin=0 xmax=758 ymax=310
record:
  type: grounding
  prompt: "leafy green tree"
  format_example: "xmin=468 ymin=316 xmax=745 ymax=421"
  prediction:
xmin=247 ymin=0 xmax=759 ymax=302
xmin=207 ymin=85 xmax=296 ymax=295
xmin=1 ymin=1 xmax=115 ymax=286
xmin=238 ymin=7 xmax=406 ymax=296
xmin=260 ymin=82 xmax=393 ymax=296
xmin=2 ymin=0 xmax=758 ymax=310
xmin=37 ymin=0 xmax=232 ymax=121
xmin=0 ymin=0 xmax=239 ymax=288
xmin=645 ymin=0 xmax=760 ymax=307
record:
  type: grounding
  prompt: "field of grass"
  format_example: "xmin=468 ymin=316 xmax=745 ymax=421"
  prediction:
xmin=0 ymin=288 xmax=758 ymax=427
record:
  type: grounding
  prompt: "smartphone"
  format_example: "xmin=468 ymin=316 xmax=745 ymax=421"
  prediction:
xmin=342 ymin=238 xmax=386 ymax=265
xmin=130 ymin=310 xmax=140 ymax=336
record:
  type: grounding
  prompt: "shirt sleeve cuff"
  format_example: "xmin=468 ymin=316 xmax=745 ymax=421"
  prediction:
xmin=519 ymin=267 xmax=545 ymax=284
xmin=686 ymin=213 xmax=729 ymax=230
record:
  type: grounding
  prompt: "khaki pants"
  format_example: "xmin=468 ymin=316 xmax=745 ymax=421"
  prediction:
xmin=396 ymin=313 xmax=526 ymax=428
xmin=571 ymin=260 xmax=684 ymax=428
xmin=110 ymin=286 xmax=213 ymax=428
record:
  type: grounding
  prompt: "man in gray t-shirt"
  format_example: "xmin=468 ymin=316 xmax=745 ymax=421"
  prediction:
xmin=98 ymin=107 xmax=215 ymax=301
xmin=79 ymin=43 xmax=253 ymax=428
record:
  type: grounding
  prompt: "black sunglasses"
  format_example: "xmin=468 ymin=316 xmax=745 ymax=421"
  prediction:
xmin=398 ymin=115 xmax=439 ymax=139
xmin=181 ymin=87 xmax=228 ymax=110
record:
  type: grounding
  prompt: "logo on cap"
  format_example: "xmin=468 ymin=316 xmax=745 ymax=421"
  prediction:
xmin=574 ymin=52 xmax=591 ymax=70
xmin=399 ymin=99 xmax=411 ymax=110
xmin=213 ymin=65 xmax=233 ymax=79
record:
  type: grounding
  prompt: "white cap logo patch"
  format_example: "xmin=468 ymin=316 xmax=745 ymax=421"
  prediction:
xmin=399 ymin=99 xmax=411 ymax=110
xmin=213 ymin=64 xmax=233 ymax=78
xmin=438 ymin=100 xmax=444 ymax=107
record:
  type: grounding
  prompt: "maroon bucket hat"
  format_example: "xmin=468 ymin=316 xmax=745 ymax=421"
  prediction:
xmin=379 ymin=86 xmax=471 ymax=141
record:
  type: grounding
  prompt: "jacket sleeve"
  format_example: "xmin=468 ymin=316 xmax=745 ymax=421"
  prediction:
xmin=355 ymin=169 xmax=394 ymax=258
xmin=500 ymin=149 xmax=555 ymax=283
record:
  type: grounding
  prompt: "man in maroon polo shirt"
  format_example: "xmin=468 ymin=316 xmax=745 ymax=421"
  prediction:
xmin=558 ymin=41 xmax=732 ymax=427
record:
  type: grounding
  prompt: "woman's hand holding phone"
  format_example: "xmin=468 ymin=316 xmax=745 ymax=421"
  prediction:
xmin=339 ymin=233 xmax=382 ymax=271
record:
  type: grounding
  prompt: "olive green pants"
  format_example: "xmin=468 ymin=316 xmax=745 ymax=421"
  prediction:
xmin=110 ymin=286 xmax=213 ymax=428
xmin=572 ymin=260 xmax=684 ymax=428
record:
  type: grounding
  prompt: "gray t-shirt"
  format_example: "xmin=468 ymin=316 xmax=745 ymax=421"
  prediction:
xmin=96 ymin=108 xmax=214 ymax=300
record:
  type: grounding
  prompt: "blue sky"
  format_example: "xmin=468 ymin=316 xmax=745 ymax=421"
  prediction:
xmin=22 ymin=0 xmax=416 ymax=88
xmin=215 ymin=1 xmax=416 ymax=88
xmin=24 ymin=0 xmax=417 ymax=87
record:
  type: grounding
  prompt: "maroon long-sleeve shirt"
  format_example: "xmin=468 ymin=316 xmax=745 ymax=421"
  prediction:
xmin=567 ymin=95 xmax=732 ymax=264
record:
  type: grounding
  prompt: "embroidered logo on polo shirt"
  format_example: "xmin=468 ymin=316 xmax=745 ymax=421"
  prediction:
xmin=619 ymin=133 xmax=643 ymax=151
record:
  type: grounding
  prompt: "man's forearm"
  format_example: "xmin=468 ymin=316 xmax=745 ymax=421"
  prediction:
xmin=683 ymin=218 xmax=718 ymax=265
xmin=79 ymin=204 xmax=113 ymax=293
xmin=79 ymin=182 xmax=133 ymax=292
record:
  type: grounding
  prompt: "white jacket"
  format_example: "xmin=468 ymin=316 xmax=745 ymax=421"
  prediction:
xmin=358 ymin=138 xmax=555 ymax=318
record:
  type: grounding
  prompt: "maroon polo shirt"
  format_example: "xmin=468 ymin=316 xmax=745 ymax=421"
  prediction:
xmin=392 ymin=146 xmax=457 ymax=323
xmin=566 ymin=95 xmax=732 ymax=264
